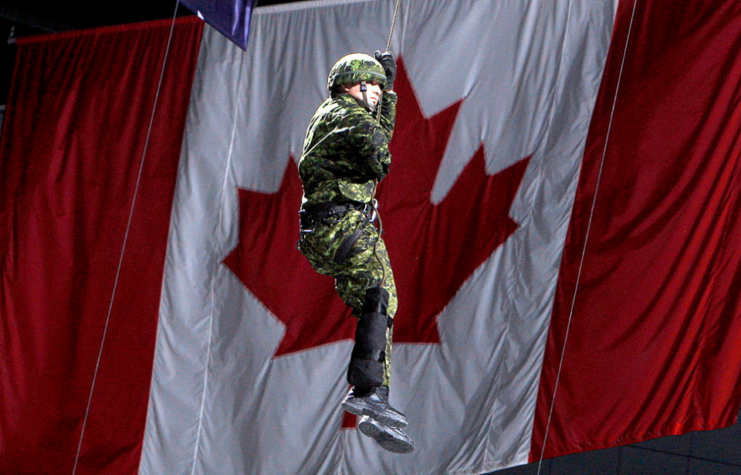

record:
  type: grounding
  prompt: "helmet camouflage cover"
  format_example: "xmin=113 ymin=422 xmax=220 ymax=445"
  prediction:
xmin=327 ymin=53 xmax=387 ymax=92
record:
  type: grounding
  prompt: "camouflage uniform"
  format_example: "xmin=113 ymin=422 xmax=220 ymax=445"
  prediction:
xmin=298 ymin=63 xmax=397 ymax=388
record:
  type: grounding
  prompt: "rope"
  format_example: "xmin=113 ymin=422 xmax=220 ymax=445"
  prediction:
xmin=70 ymin=2 xmax=181 ymax=474
xmin=371 ymin=180 xmax=387 ymax=288
xmin=535 ymin=1 xmax=640 ymax=472
xmin=376 ymin=0 xmax=402 ymax=122
xmin=370 ymin=0 xmax=402 ymax=287
xmin=386 ymin=0 xmax=402 ymax=52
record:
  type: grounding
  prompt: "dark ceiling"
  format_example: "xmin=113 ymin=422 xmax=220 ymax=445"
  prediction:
xmin=0 ymin=0 xmax=306 ymax=105
xmin=1 ymin=0 xmax=300 ymax=35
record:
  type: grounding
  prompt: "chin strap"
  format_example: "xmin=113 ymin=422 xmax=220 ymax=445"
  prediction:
xmin=360 ymin=80 xmax=375 ymax=113
xmin=376 ymin=89 xmax=383 ymax=122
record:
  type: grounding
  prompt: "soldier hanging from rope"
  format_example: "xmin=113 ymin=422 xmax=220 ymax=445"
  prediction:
xmin=297 ymin=51 xmax=414 ymax=454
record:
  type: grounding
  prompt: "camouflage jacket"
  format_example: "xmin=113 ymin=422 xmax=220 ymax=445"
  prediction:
xmin=298 ymin=91 xmax=397 ymax=208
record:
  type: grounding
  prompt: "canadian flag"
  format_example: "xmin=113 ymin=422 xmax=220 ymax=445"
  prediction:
xmin=3 ymin=1 xmax=741 ymax=474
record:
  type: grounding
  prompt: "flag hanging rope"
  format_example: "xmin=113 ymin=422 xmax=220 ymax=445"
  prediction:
xmin=535 ymin=0 xmax=641 ymax=472
xmin=70 ymin=2 xmax=182 ymax=474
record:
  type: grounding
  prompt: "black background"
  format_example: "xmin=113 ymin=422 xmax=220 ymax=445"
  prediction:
xmin=0 ymin=0 xmax=304 ymax=105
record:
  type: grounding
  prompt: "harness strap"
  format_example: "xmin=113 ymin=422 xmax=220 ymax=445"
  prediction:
xmin=335 ymin=227 xmax=365 ymax=265
xmin=299 ymin=201 xmax=373 ymax=229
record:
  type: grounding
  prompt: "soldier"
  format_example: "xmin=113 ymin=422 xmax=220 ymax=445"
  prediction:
xmin=297 ymin=51 xmax=414 ymax=454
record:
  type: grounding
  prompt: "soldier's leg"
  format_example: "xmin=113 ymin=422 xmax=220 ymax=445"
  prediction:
xmin=335 ymin=222 xmax=409 ymax=430
xmin=334 ymin=225 xmax=397 ymax=388
xmin=306 ymin=211 xmax=411 ymax=450
xmin=369 ymin=236 xmax=396 ymax=389
xmin=339 ymin=284 xmax=408 ymax=429
xmin=298 ymin=209 xmax=396 ymax=384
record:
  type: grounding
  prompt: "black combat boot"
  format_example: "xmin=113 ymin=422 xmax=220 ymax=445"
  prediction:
xmin=342 ymin=385 xmax=408 ymax=428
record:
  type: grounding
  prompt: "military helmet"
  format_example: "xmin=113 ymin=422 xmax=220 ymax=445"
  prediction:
xmin=327 ymin=53 xmax=387 ymax=92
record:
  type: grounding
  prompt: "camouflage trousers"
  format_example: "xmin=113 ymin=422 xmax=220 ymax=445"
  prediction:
xmin=298 ymin=208 xmax=397 ymax=388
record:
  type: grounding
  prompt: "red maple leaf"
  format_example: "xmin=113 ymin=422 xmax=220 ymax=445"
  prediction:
xmin=223 ymin=60 xmax=529 ymax=356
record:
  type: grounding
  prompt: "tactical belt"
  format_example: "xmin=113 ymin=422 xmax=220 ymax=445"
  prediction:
xmin=299 ymin=201 xmax=373 ymax=229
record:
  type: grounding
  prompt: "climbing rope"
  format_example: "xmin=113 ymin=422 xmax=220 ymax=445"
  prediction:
xmin=386 ymin=0 xmax=402 ymax=52
xmin=371 ymin=179 xmax=387 ymax=288
xmin=371 ymin=0 xmax=402 ymax=289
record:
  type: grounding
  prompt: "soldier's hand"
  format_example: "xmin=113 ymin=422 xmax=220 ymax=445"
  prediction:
xmin=374 ymin=50 xmax=396 ymax=91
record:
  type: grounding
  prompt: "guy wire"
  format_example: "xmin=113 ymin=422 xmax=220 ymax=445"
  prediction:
xmin=535 ymin=1 xmax=641 ymax=472
xmin=71 ymin=1 xmax=181 ymax=474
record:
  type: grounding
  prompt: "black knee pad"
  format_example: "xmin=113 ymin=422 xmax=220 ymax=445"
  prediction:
xmin=363 ymin=287 xmax=389 ymax=316
xmin=347 ymin=288 xmax=391 ymax=387
xmin=352 ymin=311 xmax=388 ymax=362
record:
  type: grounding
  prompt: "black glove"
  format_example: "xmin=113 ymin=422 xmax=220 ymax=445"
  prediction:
xmin=374 ymin=50 xmax=396 ymax=91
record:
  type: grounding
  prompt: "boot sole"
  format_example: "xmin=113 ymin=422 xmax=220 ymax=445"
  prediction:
xmin=358 ymin=418 xmax=415 ymax=454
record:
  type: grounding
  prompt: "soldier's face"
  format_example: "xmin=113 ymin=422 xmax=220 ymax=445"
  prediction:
xmin=343 ymin=82 xmax=382 ymax=107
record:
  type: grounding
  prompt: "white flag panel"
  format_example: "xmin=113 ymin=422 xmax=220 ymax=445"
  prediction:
xmin=142 ymin=1 xmax=617 ymax=473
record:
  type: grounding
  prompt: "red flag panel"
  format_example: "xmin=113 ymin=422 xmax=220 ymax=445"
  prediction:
xmin=0 ymin=18 xmax=203 ymax=475
xmin=533 ymin=0 xmax=741 ymax=460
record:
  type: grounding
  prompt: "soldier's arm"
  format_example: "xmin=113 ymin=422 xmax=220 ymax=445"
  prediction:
xmin=378 ymin=91 xmax=397 ymax=139
xmin=344 ymin=109 xmax=392 ymax=181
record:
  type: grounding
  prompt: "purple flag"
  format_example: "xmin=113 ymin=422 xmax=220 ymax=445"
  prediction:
xmin=180 ymin=0 xmax=256 ymax=50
